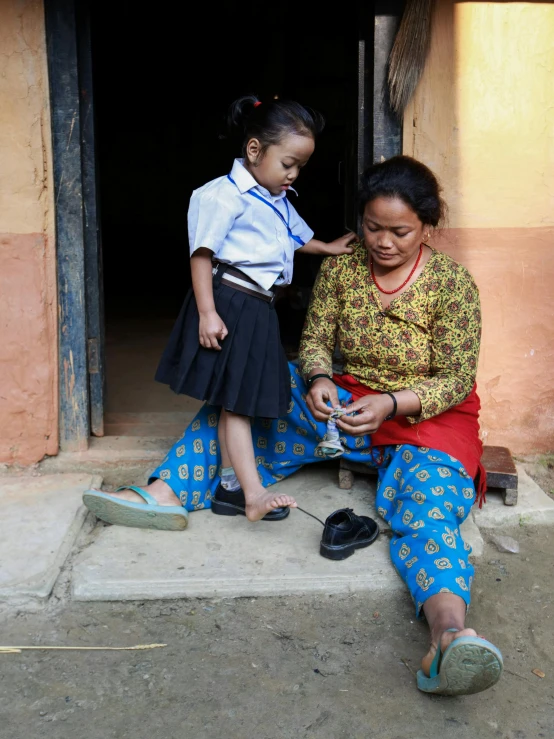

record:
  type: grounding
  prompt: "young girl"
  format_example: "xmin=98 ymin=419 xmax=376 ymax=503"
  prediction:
xmin=155 ymin=95 xmax=356 ymax=522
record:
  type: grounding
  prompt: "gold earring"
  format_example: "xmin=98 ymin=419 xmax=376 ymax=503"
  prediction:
xmin=425 ymin=233 xmax=430 ymax=241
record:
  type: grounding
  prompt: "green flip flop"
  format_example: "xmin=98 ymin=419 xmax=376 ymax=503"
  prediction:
xmin=83 ymin=486 xmax=189 ymax=531
xmin=416 ymin=628 xmax=503 ymax=696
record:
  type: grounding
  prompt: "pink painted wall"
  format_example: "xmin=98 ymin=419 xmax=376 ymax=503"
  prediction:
xmin=0 ymin=1 xmax=57 ymax=465
xmin=436 ymin=228 xmax=554 ymax=454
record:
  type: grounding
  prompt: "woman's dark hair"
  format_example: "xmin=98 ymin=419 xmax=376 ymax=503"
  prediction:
xmin=359 ymin=155 xmax=446 ymax=227
xmin=226 ymin=94 xmax=325 ymax=156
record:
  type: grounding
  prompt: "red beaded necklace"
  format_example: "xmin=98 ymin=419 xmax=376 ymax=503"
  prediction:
xmin=370 ymin=244 xmax=423 ymax=295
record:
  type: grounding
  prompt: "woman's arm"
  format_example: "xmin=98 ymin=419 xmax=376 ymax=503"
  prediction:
xmin=299 ymin=257 xmax=341 ymax=378
xmin=335 ymin=263 xmax=481 ymax=437
xmin=405 ymin=264 xmax=482 ymax=421
xmin=191 ymin=247 xmax=228 ymax=350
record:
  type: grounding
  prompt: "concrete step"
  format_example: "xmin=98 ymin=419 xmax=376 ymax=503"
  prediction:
xmin=473 ymin=466 xmax=554 ymax=527
xmin=71 ymin=467 xmax=484 ymax=602
xmin=37 ymin=436 xmax=172 ymax=488
xmin=0 ymin=473 xmax=101 ymax=605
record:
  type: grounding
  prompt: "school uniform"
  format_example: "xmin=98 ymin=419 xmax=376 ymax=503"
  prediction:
xmin=155 ymin=159 xmax=314 ymax=418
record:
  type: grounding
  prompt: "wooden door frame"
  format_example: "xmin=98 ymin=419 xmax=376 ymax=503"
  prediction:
xmin=43 ymin=0 xmax=403 ymax=452
xmin=45 ymin=0 xmax=104 ymax=451
xmin=348 ymin=0 xmax=404 ymax=233
xmin=372 ymin=0 xmax=404 ymax=162
xmin=45 ymin=0 xmax=89 ymax=451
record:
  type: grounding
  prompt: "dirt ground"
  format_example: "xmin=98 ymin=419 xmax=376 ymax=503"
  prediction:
xmin=0 ymin=524 xmax=553 ymax=739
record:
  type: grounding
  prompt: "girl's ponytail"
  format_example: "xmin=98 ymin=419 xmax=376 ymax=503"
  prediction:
xmin=226 ymin=94 xmax=261 ymax=137
xmin=223 ymin=94 xmax=324 ymax=156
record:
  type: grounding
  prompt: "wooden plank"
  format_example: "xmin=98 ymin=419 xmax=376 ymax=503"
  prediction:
xmin=339 ymin=468 xmax=355 ymax=490
xmin=357 ymin=36 xmax=371 ymax=185
xmin=340 ymin=445 xmax=519 ymax=503
xmin=373 ymin=0 xmax=404 ymax=162
xmin=342 ymin=2 xmax=374 ymax=234
xmin=481 ymin=445 xmax=518 ymax=490
xmin=340 ymin=458 xmax=378 ymax=477
xmin=77 ymin=1 xmax=105 ymax=437
xmin=45 ymin=0 xmax=89 ymax=451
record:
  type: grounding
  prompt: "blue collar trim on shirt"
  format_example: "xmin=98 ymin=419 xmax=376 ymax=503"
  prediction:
xmin=229 ymin=159 xmax=257 ymax=194
xmin=229 ymin=159 xmax=298 ymax=200
xmin=227 ymin=174 xmax=305 ymax=247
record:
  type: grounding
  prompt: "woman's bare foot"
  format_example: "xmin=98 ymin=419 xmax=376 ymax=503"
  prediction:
xmin=421 ymin=627 xmax=478 ymax=676
xmin=244 ymin=491 xmax=297 ymax=522
xmin=92 ymin=479 xmax=180 ymax=506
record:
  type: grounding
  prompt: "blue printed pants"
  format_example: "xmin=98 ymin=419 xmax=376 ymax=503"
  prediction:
xmin=151 ymin=363 xmax=476 ymax=615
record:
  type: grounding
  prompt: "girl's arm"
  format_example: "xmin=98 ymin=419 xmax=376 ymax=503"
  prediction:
xmin=297 ymin=232 xmax=356 ymax=256
xmin=191 ymin=247 xmax=228 ymax=350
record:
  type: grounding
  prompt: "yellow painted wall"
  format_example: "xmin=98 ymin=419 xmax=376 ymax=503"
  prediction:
xmin=455 ymin=2 xmax=554 ymax=229
xmin=0 ymin=0 xmax=57 ymax=464
xmin=0 ymin=0 xmax=53 ymax=235
xmin=405 ymin=1 xmax=554 ymax=453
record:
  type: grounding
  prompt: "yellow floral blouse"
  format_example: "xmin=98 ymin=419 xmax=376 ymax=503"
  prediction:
xmin=298 ymin=243 xmax=481 ymax=422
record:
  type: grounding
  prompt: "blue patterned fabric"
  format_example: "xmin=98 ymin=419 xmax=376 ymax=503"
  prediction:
xmin=150 ymin=362 xmax=476 ymax=615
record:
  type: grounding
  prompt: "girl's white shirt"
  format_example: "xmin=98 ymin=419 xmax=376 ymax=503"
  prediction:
xmin=188 ymin=158 xmax=314 ymax=290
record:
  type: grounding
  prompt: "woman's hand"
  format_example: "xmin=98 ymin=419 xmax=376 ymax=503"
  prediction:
xmin=306 ymin=378 xmax=340 ymax=422
xmin=199 ymin=310 xmax=228 ymax=350
xmin=336 ymin=394 xmax=394 ymax=437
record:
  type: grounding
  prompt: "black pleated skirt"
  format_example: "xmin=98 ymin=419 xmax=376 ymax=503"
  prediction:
xmin=155 ymin=280 xmax=291 ymax=418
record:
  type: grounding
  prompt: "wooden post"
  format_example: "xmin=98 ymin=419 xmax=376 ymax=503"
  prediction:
xmin=45 ymin=0 xmax=89 ymax=450
xmin=373 ymin=1 xmax=404 ymax=162
xmin=77 ymin=1 xmax=105 ymax=437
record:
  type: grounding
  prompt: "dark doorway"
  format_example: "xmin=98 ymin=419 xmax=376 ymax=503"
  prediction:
xmin=90 ymin=1 xmax=364 ymax=432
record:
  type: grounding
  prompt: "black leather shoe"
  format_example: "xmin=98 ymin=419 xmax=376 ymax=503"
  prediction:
xmin=320 ymin=508 xmax=379 ymax=560
xmin=211 ymin=483 xmax=290 ymax=521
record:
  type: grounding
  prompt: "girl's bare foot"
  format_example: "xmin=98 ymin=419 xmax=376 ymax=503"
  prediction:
xmin=421 ymin=627 xmax=478 ymax=676
xmin=91 ymin=479 xmax=180 ymax=506
xmin=244 ymin=491 xmax=297 ymax=522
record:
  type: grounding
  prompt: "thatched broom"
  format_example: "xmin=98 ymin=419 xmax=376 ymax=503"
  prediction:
xmin=388 ymin=0 xmax=435 ymax=117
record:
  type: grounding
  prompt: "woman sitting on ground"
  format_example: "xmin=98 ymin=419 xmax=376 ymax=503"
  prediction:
xmin=84 ymin=155 xmax=503 ymax=696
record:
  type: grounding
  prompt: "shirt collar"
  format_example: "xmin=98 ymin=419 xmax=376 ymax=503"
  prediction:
xmin=230 ymin=159 xmax=298 ymax=201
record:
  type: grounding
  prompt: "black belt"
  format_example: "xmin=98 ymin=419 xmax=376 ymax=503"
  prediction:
xmin=212 ymin=263 xmax=277 ymax=304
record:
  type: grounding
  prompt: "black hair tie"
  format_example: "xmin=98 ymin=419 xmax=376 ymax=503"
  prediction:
xmin=306 ymin=373 xmax=333 ymax=390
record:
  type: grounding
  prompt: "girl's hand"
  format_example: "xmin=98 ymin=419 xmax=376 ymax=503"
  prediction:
xmin=199 ymin=310 xmax=228 ymax=350
xmin=324 ymin=232 xmax=357 ymax=256
xmin=297 ymin=234 xmax=357 ymax=256
xmin=336 ymin=394 xmax=393 ymax=437
xmin=306 ymin=378 xmax=340 ymax=421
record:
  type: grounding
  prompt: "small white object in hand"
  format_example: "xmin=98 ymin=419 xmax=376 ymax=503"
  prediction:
xmin=316 ymin=406 xmax=346 ymax=457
